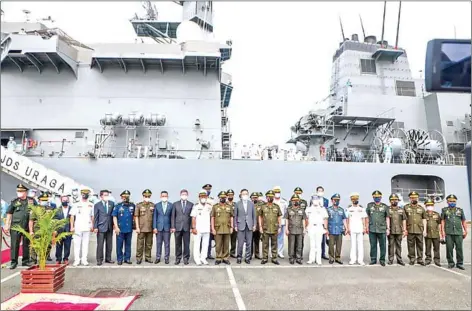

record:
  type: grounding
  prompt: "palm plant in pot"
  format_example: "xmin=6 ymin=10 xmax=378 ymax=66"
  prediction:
xmin=12 ymin=204 xmax=72 ymax=293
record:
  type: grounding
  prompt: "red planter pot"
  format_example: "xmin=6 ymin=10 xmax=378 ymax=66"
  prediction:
xmin=20 ymin=264 xmax=66 ymax=293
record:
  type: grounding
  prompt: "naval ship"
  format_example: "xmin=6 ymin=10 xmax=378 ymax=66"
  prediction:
xmin=0 ymin=2 xmax=470 ymax=217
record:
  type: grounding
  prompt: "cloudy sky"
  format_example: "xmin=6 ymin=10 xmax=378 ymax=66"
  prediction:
xmin=2 ymin=1 xmax=471 ymax=146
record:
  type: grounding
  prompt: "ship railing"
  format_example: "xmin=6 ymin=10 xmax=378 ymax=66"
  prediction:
xmin=391 ymin=187 xmax=446 ymax=203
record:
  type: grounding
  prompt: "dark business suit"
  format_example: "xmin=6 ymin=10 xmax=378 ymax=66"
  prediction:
xmin=153 ymin=201 xmax=173 ymax=261
xmin=94 ymin=200 xmax=115 ymax=263
xmin=234 ymin=200 xmax=257 ymax=261
xmin=55 ymin=205 xmax=73 ymax=262
xmin=171 ymin=200 xmax=194 ymax=261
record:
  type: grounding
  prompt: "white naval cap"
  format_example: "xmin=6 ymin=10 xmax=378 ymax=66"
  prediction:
xmin=350 ymin=192 xmax=360 ymax=198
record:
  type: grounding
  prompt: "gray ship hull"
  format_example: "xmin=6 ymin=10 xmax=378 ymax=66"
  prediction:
xmin=2 ymin=159 xmax=469 ymax=218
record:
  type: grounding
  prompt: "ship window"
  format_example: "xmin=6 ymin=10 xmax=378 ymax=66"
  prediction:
xmin=395 ymin=80 xmax=416 ymax=97
xmin=446 ymin=121 xmax=454 ymax=126
xmin=75 ymin=131 xmax=85 ymax=138
xmin=360 ymin=59 xmax=376 ymax=74
xmin=392 ymin=121 xmax=405 ymax=129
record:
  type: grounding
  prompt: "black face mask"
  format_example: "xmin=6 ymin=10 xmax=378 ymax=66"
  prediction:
xmin=391 ymin=202 xmax=398 ymax=206
xmin=228 ymin=197 xmax=233 ymax=202
xmin=252 ymin=199 xmax=258 ymax=204
xmin=293 ymin=202 xmax=300 ymax=206
xmin=352 ymin=200 xmax=359 ymax=205
xmin=82 ymin=194 xmax=89 ymax=200
xmin=267 ymin=198 xmax=274 ymax=203
xmin=333 ymin=200 xmax=340 ymax=206
xmin=220 ymin=198 xmax=226 ymax=203
xmin=411 ymin=200 xmax=418 ymax=205
xmin=61 ymin=201 xmax=69 ymax=207
xmin=123 ymin=198 xmax=130 ymax=203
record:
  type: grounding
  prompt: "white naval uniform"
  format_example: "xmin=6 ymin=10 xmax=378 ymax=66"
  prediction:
xmin=305 ymin=205 xmax=328 ymax=264
xmin=346 ymin=204 xmax=368 ymax=265
xmin=190 ymin=202 xmax=212 ymax=264
xmin=69 ymin=200 xmax=94 ymax=265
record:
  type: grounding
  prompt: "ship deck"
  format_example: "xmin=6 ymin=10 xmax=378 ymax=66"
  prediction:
xmin=1 ymin=233 xmax=470 ymax=310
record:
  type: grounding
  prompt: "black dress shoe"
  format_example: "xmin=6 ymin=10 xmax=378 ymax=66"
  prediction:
xmin=424 ymin=262 xmax=431 ymax=266
xmin=154 ymin=259 xmax=160 ymax=264
xmin=183 ymin=259 xmax=189 ymax=265
xmin=322 ymin=255 xmax=329 ymax=260
xmin=296 ymin=259 xmax=303 ymax=265
xmin=434 ymin=262 xmax=441 ymax=267
xmin=223 ymin=260 xmax=231 ymax=265
xmin=9 ymin=263 xmax=17 ymax=270
xmin=136 ymin=260 xmax=142 ymax=265
xmin=175 ymin=260 xmax=181 ymax=265
xmin=97 ymin=261 xmax=103 ymax=266
xmin=124 ymin=260 xmax=132 ymax=264
xmin=207 ymin=255 xmax=215 ymax=260
xmin=105 ymin=260 xmax=115 ymax=264
xmin=387 ymin=261 xmax=393 ymax=265
xmin=409 ymin=261 xmax=415 ymax=265
xmin=47 ymin=256 xmax=52 ymax=261
xmin=118 ymin=261 xmax=123 ymax=265
xmin=329 ymin=260 xmax=334 ymax=264
xmin=380 ymin=262 xmax=386 ymax=266
xmin=145 ymin=259 xmax=152 ymax=264
xmin=448 ymin=263 xmax=455 ymax=269
xmin=165 ymin=259 xmax=169 ymax=264
xmin=255 ymin=255 xmax=262 ymax=260
xmin=271 ymin=260 xmax=280 ymax=265
xmin=335 ymin=260 xmax=343 ymax=265
xmin=215 ymin=260 xmax=221 ymax=265
xmin=230 ymin=254 xmax=237 ymax=258
xmin=289 ymin=259 xmax=295 ymax=265
xmin=398 ymin=261 xmax=405 ymax=266
xmin=22 ymin=261 xmax=32 ymax=267
xmin=457 ymin=264 xmax=465 ymax=270
xmin=237 ymin=258 xmax=242 ymax=264
xmin=261 ymin=260 xmax=268 ymax=265
xmin=418 ymin=262 xmax=425 ymax=266
xmin=370 ymin=261 xmax=377 ymax=265
xmin=245 ymin=259 xmax=250 ymax=264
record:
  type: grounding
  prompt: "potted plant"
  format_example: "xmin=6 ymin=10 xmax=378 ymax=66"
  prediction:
xmin=12 ymin=205 xmax=72 ymax=293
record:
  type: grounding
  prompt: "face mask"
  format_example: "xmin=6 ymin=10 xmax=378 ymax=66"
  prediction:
xmin=82 ymin=194 xmax=90 ymax=200
xmin=426 ymin=206 xmax=434 ymax=211
xmin=448 ymin=202 xmax=456 ymax=208
xmin=258 ymin=197 xmax=263 ymax=201
xmin=40 ymin=201 xmax=48 ymax=207
xmin=200 ymin=198 xmax=207 ymax=204
xmin=228 ymin=197 xmax=234 ymax=202
xmin=267 ymin=198 xmax=274 ymax=203
xmin=161 ymin=197 xmax=168 ymax=202
xmin=333 ymin=200 xmax=340 ymax=206
xmin=374 ymin=198 xmax=381 ymax=203
xmin=144 ymin=198 xmax=150 ymax=202
xmin=317 ymin=191 xmax=324 ymax=197
xmin=275 ymin=193 xmax=281 ymax=199
xmin=391 ymin=202 xmax=398 ymax=207
xmin=411 ymin=200 xmax=418 ymax=205
xmin=220 ymin=198 xmax=226 ymax=203
xmin=181 ymin=195 xmax=188 ymax=201
xmin=17 ymin=192 xmax=24 ymax=198
xmin=123 ymin=197 xmax=130 ymax=203
xmin=252 ymin=199 xmax=258 ymax=204
xmin=294 ymin=202 xmax=299 ymax=206
xmin=241 ymin=195 xmax=249 ymax=201
xmin=102 ymin=195 xmax=109 ymax=201
xmin=61 ymin=201 xmax=68 ymax=207
xmin=352 ymin=200 xmax=359 ymax=205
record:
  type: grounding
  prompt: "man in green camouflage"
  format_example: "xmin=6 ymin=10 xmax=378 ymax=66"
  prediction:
xmin=441 ymin=194 xmax=468 ymax=270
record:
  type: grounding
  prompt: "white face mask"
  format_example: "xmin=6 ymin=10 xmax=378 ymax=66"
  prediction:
xmin=16 ymin=192 xmax=24 ymax=198
xmin=180 ymin=195 xmax=188 ymax=201
xmin=275 ymin=193 xmax=281 ymax=199
xmin=241 ymin=195 xmax=249 ymax=201
xmin=161 ymin=197 xmax=168 ymax=202
xmin=200 ymin=198 xmax=207 ymax=204
xmin=143 ymin=198 xmax=150 ymax=202
xmin=426 ymin=206 xmax=434 ymax=211
xmin=317 ymin=191 xmax=324 ymax=197
xmin=40 ymin=201 xmax=48 ymax=206
xmin=102 ymin=195 xmax=109 ymax=202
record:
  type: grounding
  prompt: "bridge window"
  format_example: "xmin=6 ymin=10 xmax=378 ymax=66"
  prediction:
xmin=395 ymin=80 xmax=416 ymax=97
xmin=446 ymin=121 xmax=454 ymax=126
xmin=75 ymin=131 xmax=85 ymax=138
xmin=360 ymin=59 xmax=376 ymax=74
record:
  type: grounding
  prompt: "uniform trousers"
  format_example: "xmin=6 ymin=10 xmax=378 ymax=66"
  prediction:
xmin=277 ymin=224 xmax=285 ymax=256
xmin=350 ymin=232 xmax=364 ymax=264
xmin=230 ymin=231 xmax=238 ymax=257
xmin=116 ymin=232 xmax=132 ymax=262
xmin=424 ymin=237 xmax=440 ymax=265
xmin=136 ymin=232 xmax=153 ymax=261
xmin=388 ymin=234 xmax=403 ymax=263
xmin=55 ymin=236 xmax=72 ymax=262
xmin=288 ymin=233 xmax=303 ymax=260
xmin=328 ymin=234 xmax=342 ymax=261
xmin=10 ymin=230 xmax=30 ymax=265
xmin=369 ymin=232 xmax=386 ymax=263
xmin=262 ymin=232 xmax=277 ymax=260
xmin=215 ymin=233 xmax=230 ymax=260
xmin=445 ymin=235 xmax=463 ymax=265
xmin=252 ymin=230 xmax=261 ymax=258
xmin=207 ymin=233 xmax=214 ymax=257
xmin=407 ymin=233 xmax=424 ymax=264
xmin=193 ymin=231 xmax=210 ymax=263
xmin=308 ymin=227 xmax=323 ymax=264
xmin=73 ymin=231 xmax=90 ymax=264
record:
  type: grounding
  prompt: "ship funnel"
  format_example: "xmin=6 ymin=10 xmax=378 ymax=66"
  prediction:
xmin=377 ymin=40 xmax=388 ymax=46
xmin=364 ymin=35 xmax=377 ymax=44
xmin=351 ymin=34 xmax=359 ymax=41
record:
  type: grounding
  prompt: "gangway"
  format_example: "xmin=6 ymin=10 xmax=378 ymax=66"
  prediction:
xmin=1 ymin=146 xmax=88 ymax=195
xmin=1 ymin=32 xmax=12 ymax=63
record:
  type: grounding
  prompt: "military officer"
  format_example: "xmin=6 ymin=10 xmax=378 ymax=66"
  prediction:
xmin=112 ymin=190 xmax=135 ymax=265
xmin=29 ymin=193 xmax=56 ymax=264
xmin=211 ymin=191 xmax=233 ymax=265
xmin=441 ymin=194 xmax=467 ymax=270
xmin=293 ymin=187 xmax=308 ymax=259
xmin=4 ymin=184 xmax=31 ymax=269
xmin=135 ymin=189 xmax=154 ymax=264
xmin=386 ymin=194 xmax=406 ymax=266
xmin=327 ymin=193 xmax=347 ymax=264
xmin=404 ymin=191 xmax=427 ymax=265
xmin=251 ymin=192 xmax=263 ymax=259
xmin=284 ymin=194 xmax=306 ymax=264
xmin=227 ymin=189 xmax=238 ymax=258
xmin=203 ymin=184 xmax=216 ymax=260
xmin=259 ymin=190 xmax=282 ymax=265
xmin=424 ymin=198 xmax=441 ymax=267
xmin=366 ymin=190 xmax=389 ymax=266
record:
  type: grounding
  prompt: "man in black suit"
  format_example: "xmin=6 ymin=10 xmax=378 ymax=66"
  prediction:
xmin=171 ymin=189 xmax=194 ymax=265
xmin=93 ymin=190 xmax=115 ymax=266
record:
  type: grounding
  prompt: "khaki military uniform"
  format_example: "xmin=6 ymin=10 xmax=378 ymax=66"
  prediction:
xmin=228 ymin=201 xmax=238 ymax=257
xmin=424 ymin=211 xmax=441 ymax=265
xmin=211 ymin=203 xmax=233 ymax=260
xmin=404 ymin=204 xmax=426 ymax=264
xmin=387 ymin=206 xmax=406 ymax=263
xmin=366 ymin=202 xmax=389 ymax=264
xmin=441 ymin=207 xmax=466 ymax=266
xmin=252 ymin=201 xmax=264 ymax=258
xmin=284 ymin=206 xmax=306 ymax=260
xmin=259 ymin=203 xmax=282 ymax=260
xmin=6 ymin=198 xmax=31 ymax=266
xmin=135 ymin=201 xmax=154 ymax=262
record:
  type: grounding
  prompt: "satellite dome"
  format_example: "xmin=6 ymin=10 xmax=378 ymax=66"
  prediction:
xmin=176 ymin=20 xmax=203 ymax=44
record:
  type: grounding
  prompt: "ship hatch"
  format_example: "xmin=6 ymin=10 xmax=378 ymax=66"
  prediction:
xmin=391 ymin=175 xmax=445 ymax=205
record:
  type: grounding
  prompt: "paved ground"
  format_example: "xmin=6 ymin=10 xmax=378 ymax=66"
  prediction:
xmin=1 ymin=233 xmax=471 ymax=310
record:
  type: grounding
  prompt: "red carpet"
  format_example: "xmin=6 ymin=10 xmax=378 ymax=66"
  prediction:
xmin=20 ymin=302 xmax=99 ymax=311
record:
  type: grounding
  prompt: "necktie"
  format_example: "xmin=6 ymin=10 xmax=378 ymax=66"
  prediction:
xmin=104 ymin=201 xmax=107 ymax=214
xmin=183 ymin=201 xmax=186 ymax=213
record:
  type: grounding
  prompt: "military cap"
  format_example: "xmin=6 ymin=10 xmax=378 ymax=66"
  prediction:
xmin=424 ymin=198 xmax=434 ymax=206
xmin=120 ymin=190 xmax=131 ymax=197
xmin=331 ymin=193 xmax=341 ymax=199
xmin=273 ymin=186 xmax=281 ymax=193
xmin=203 ymin=184 xmax=212 ymax=190
xmin=266 ymin=190 xmax=275 ymax=197
xmin=16 ymin=184 xmax=28 ymax=192
xmin=290 ymin=194 xmax=300 ymax=201
xmin=80 ymin=188 xmax=91 ymax=194
xmin=408 ymin=191 xmax=419 ymax=198
xmin=350 ymin=192 xmax=360 ymax=198
xmin=218 ymin=191 xmax=227 ymax=198
xmin=257 ymin=192 xmax=263 ymax=197
xmin=38 ymin=193 xmax=49 ymax=202
xmin=372 ymin=190 xmax=382 ymax=197
xmin=294 ymin=187 xmax=303 ymax=193
xmin=226 ymin=189 xmax=235 ymax=195
xmin=250 ymin=192 xmax=258 ymax=198
xmin=446 ymin=194 xmax=457 ymax=201
xmin=389 ymin=194 xmax=399 ymax=200
xmin=198 ymin=190 xmax=208 ymax=197
xmin=142 ymin=189 xmax=152 ymax=196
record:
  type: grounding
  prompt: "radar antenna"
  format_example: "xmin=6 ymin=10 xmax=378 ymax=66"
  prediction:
xmin=338 ymin=16 xmax=346 ymax=42
xmin=142 ymin=0 xmax=158 ymax=20
xmin=380 ymin=1 xmax=387 ymax=48
xmin=40 ymin=15 xmax=55 ymax=23
xmin=394 ymin=1 xmax=402 ymax=49
xmin=359 ymin=14 xmax=366 ymax=41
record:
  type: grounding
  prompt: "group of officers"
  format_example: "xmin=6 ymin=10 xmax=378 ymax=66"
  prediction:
xmin=2 ymin=183 xmax=468 ymax=270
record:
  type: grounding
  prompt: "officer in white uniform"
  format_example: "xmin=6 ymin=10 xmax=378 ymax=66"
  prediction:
xmin=305 ymin=199 xmax=328 ymax=265
xmin=69 ymin=188 xmax=94 ymax=266
xmin=191 ymin=190 xmax=213 ymax=265
xmin=346 ymin=192 xmax=368 ymax=265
